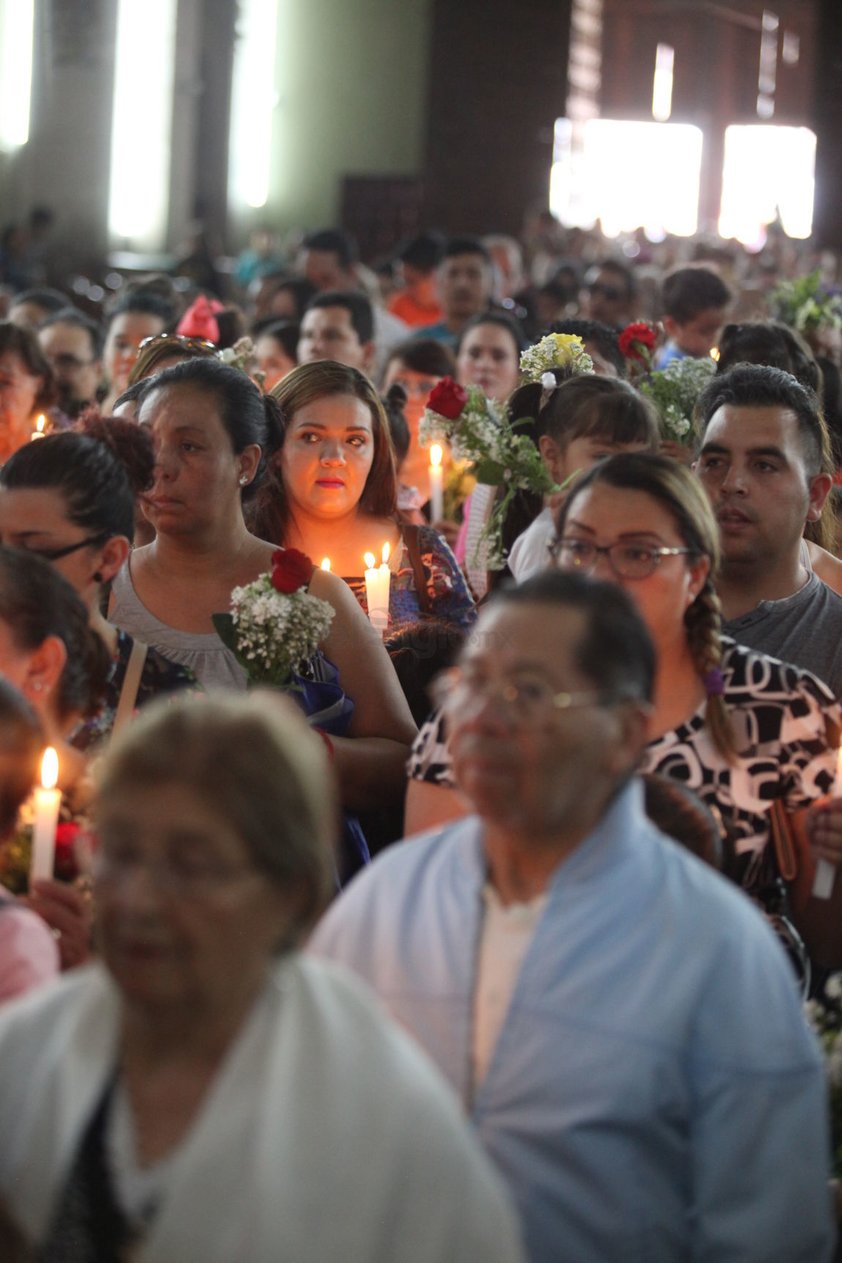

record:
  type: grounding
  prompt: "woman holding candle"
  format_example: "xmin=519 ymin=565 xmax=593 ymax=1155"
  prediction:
xmin=0 ymin=322 xmax=59 ymax=464
xmin=250 ymin=360 xmax=476 ymax=632
xmin=0 ymin=679 xmax=60 ymax=1000
xmin=0 ymin=693 xmax=520 ymax=1260
xmin=109 ymin=357 xmax=416 ymax=813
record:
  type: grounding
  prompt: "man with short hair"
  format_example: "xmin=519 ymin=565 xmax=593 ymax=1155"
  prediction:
xmin=416 ymin=237 xmax=494 ymax=346
xmin=37 ymin=308 xmax=103 ymax=419
xmin=8 ymin=287 xmax=68 ymax=331
xmin=297 ymin=290 xmax=375 ymax=374
xmin=312 ymin=571 xmax=833 ymax=1263
xmin=696 ymin=362 xmax=842 ymax=695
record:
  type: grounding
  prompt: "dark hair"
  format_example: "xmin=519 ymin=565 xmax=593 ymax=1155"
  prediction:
xmin=443 ymin=236 xmax=492 ymax=265
xmin=252 ymin=277 xmax=317 ymax=325
xmin=112 ymin=379 xmax=147 ymax=411
xmin=385 ymin=338 xmax=456 ymax=379
xmin=697 ymin=362 xmax=827 ymax=476
xmin=0 ymin=547 xmax=110 ymax=724
xmin=455 ymin=311 xmax=528 ymax=357
xmin=491 ymin=570 xmax=655 ymax=705
xmin=214 ymin=306 xmax=247 ymax=350
xmin=106 ymin=291 xmax=174 ymax=332
xmin=0 ymin=322 xmax=56 ymax=411
xmin=0 ymin=429 xmax=141 ymax=540
xmin=661 ymin=267 xmax=732 ymax=323
xmin=9 ymin=288 xmax=68 ymax=319
xmin=642 ymin=773 xmax=722 ymax=868
xmin=382 ymin=383 xmax=409 ymax=464
xmin=250 ymin=361 xmax=397 ymax=545
xmin=397 ymin=231 xmax=446 ymax=273
xmin=715 ymin=321 xmax=820 ymax=395
xmin=0 ymin=680 xmax=43 ymax=838
xmin=549 ymin=318 xmax=626 ymax=378
xmin=816 ymin=355 xmax=842 ymax=468
xmin=304 ymin=290 xmax=373 ymax=346
xmin=258 ymin=319 xmax=300 ymax=364
xmin=136 ymin=357 xmax=283 ymax=499
xmin=556 ymin=452 xmax=736 ymax=761
xmin=73 ymin=414 xmax=155 ymax=499
xmin=302 ymin=229 xmax=358 ymax=271
xmin=585 ymin=259 xmax=637 ymax=300
xmin=512 ymin=375 xmax=659 ymax=450
xmin=39 ymin=307 xmax=104 ymax=358
xmin=385 ymin=618 xmax=465 ymax=726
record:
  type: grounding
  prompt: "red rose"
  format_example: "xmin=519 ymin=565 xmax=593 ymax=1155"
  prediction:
xmin=618 ymin=322 xmax=658 ymax=364
xmin=271 ymin=548 xmax=314 ymax=593
xmin=427 ymin=377 xmax=468 ymax=420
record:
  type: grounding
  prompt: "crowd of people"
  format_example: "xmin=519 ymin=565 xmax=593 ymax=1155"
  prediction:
xmin=0 ymin=212 xmax=841 ymax=1259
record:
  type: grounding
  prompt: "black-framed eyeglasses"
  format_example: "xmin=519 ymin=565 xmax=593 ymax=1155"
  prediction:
xmin=549 ymin=537 xmax=697 ymax=580
xmin=20 ymin=531 xmax=110 ymax=562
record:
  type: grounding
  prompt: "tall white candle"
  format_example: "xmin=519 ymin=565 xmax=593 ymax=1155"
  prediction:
xmin=30 ymin=747 xmax=60 ymax=884
xmin=364 ymin=543 xmax=391 ymax=636
xmin=813 ymin=747 xmax=842 ymax=899
xmin=429 ymin=443 xmax=444 ymax=522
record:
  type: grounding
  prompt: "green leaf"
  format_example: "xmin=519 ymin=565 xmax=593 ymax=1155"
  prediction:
xmin=474 ymin=458 xmax=505 ymax=485
xmin=211 ymin=612 xmax=239 ymax=653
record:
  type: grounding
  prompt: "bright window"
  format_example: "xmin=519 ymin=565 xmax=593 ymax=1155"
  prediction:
xmin=0 ymin=0 xmax=34 ymax=150
xmin=228 ymin=0 xmax=279 ymax=211
xmin=719 ymin=125 xmax=815 ymax=245
xmin=108 ymin=0 xmax=177 ymax=248
xmin=551 ymin=118 xmax=703 ymax=238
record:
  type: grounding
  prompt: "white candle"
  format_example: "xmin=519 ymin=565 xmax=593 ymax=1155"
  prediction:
xmin=363 ymin=543 xmax=391 ymax=636
xmin=320 ymin=557 xmax=331 ymax=572
xmin=813 ymin=748 xmax=842 ymax=899
xmin=30 ymin=747 xmax=60 ymax=884
xmin=31 ymin=414 xmax=47 ymax=441
xmin=429 ymin=443 xmax=444 ymax=523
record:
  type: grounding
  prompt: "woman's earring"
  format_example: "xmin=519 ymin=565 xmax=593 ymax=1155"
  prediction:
xmin=239 ymin=475 xmax=249 ymax=486
xmin=92 ymin=571 xmax=103 ymax=583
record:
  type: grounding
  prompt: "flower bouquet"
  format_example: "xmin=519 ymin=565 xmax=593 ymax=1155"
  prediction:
xmin=213 ymin=549 xmax=334 ymax=690
xmin=638 ymin=356 xmax=716 ymax=446
xmin=618 ymin=322 xmax=659 ymax=378
xmin=420 ymin=378 xmax=557 ymax=568
xmin=770 ymin=270 xmax=842 ymax=338
xmin=519 ymin=332 xmax=594 ymax=383
xmin=0 ymin=817 xmax=86 ymax=896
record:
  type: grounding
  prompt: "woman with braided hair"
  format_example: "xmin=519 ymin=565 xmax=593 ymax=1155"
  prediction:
xmin=407 ymin=452 xmax=842 ymax=983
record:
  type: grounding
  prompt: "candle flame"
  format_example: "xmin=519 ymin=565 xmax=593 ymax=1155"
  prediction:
xmin=381 ymin=542 xmax=390 ymax=565
xmin=430 ymin=443 xmax=443 ymax=468
xmin=320 ymin=557 xmax=331 ymax=571
xmin=41 ymin=746 xmax=58 ymax=791
xmin=364 ymin=552 xmax=376 ymax=570
xmin=33 ymin=414 xmax=47 ymax=438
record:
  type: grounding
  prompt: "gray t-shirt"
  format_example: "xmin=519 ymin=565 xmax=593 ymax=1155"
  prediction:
xmin=722 ymin=571 xmax=842 ymax=700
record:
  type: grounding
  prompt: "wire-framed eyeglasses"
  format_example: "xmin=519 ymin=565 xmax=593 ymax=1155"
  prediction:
xmin=549 ymin=537 xmax=697 ymax=580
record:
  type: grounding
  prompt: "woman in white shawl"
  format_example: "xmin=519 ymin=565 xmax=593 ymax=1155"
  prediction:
xmin=0 ymin=692 xmax=522 ymax=1263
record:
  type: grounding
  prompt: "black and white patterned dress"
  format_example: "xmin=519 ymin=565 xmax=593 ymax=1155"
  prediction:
xmin=408 ymin=639 xmax=842 ymax=897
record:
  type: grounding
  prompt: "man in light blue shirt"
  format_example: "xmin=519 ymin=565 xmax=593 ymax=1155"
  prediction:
xmin=312 ymin=572 xmax=834 ymax=1262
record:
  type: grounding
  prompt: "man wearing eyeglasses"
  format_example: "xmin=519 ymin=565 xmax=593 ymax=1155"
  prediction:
xmin=579 ymin=260 xmax=637 ymax=330
xmin=37 ymin=309 xmax=103 ymax=420
xmin=312 ymin=571 xmax=833 ymax=1262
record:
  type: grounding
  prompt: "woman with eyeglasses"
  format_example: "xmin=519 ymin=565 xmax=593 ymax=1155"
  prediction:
xmin=0 ymin=693 xmax=521 ymax=1261
xmin=408 ymin=453 xmax=842 ymax=981
xmin=0 ymin=426 xmax=196 ymax=753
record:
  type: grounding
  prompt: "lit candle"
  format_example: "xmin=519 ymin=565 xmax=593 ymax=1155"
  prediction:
xmin=320 ymin=557 xmax=331 ymax=572
xmin=363 ymin=543 xmax=391 ymax=636
xmin=813 ymin=747 xmax=842 ymax=899
xmin=429 ymin=443 xmax=444 ymax=522
xmin=31 ymin=414 xmax=47 ymax=441
xmin=30 ymin=747 xmax=60 ymax=884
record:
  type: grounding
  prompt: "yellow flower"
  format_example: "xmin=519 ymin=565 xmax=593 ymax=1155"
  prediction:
xmin=551 ymin=333 xmax=586 ymax=360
